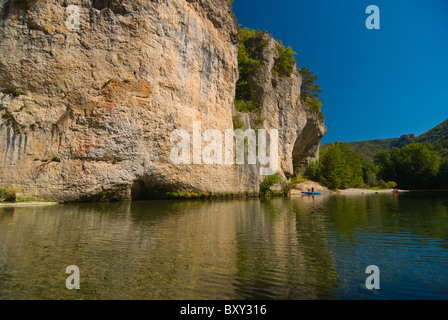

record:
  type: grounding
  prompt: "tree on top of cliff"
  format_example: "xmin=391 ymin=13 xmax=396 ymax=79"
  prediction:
xmin=273 ymin=43 xmax=297 ymax=79
xmin=300 ymin=67 xmax=322 ymax=100
xmin=299 ymin=67 xmax=324 ymax=122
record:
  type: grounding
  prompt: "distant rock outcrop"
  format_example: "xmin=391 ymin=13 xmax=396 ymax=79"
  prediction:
xmin=389 ymin=134 xmax=417 ymax=149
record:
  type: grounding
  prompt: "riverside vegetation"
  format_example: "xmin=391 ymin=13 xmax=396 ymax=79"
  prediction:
xmin=0 ymin=188 xmax=17 ymax=202
xmin=306 ymin=133 xmax=448 ymax=191
xmin=165 ymin=174 xmax=304 ymax=200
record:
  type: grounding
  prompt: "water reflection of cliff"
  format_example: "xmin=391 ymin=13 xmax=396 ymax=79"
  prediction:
xmin=233 ymin=198 xmax=338 ymax=299
xmin=0 ymin=197 xmax=338 ymax=300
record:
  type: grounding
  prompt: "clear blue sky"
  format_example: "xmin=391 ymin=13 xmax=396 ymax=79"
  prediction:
xmin=232 ymin=0 xmax=448 ymax=143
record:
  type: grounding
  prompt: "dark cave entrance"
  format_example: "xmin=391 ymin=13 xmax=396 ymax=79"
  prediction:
xmin=292 ymin=121 xmax=321 ymax=175
xmin=130 ymin=179 xmax=175 ymax=201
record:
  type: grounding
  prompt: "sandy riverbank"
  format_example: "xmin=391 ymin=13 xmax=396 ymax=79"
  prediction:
xmin=291 ymin=180 xmax=409 ymax=197
xmin=0 ymin=202 xmax=60 ymax=208
xmin=337 ymin=189 xmax=409 ymax=195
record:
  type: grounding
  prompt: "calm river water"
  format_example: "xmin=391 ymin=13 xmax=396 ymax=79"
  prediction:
xmin=1 ymin=192 xmax=448 ymax=300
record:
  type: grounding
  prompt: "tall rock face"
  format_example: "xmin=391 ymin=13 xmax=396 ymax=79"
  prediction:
xmin=235 ymin=32 xmax=326 ymax=177
xmin=0 ymin=0 xmax=326 ymax=202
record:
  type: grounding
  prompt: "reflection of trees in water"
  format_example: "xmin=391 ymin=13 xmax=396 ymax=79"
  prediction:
xmin=324 ymin=192 xmax=448 ymax=299
xmin=3 ymin=193 xmax=446 ymax=299
xmin=290 ymin=197 xmax=339 ymax=299
xmin=0 ymin=202 xmax=137 ymax=300
xmin=0 ymin=199 xmax=341 ymax=299
xmin=234 ymin=197 xmax=338 ymax=300
xmin=326 ymin=193 xmax=448 ymax=246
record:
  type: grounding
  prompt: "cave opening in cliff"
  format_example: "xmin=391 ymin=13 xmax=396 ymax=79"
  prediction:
xmin=130 ymin=179 xmax=173 ymax=201
xmin=292 ymin=121 xmax=320 ymax=175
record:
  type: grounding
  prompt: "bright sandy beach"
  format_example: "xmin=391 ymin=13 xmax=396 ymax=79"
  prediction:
xmin=291 ymin=180 xmax=409 ymax=196
xmin=337 ymin=188 xmax=409 ymax=195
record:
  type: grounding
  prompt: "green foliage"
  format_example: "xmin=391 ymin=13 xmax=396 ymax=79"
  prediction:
xmin=318 ymin=119 xmax=448 ymax=190
xmin=299 ymin=67 xmax=322 ymax=100
xmin=378 ymin=180 xmax=398 ymax=189
xmin=232 ymin=115 xmax=245 ymax=130
xmin=299 ymin=67 xmax=324 ymax=122
xmin=2 ymin=112 xmax=16 ymax=126
xmin=167 ymin=192 xmax=200 ymax=199
xmin=2 ymin=88 xmax=22 ymax=97
xmin=304 ymin=97 xmax=322 ymax=113
xmin=320 ymin=142 xmax=364 ymax=190
xmin=235 ymin=27 xmax=267 ymax=113
xmin=273 ymin=44 xmax=297 ymax=78
xmin=375 ymin=143 xmax=443 ymax=189
xmin=415 ymin=119 xmax=448 ymax=149
xmin=234 ymin=98 xmax=260 ymax=113
xmin=363 ymin=162 xmax=380 ymax=187
xmin=51 ymin=155 xmax=61 ymax=163
xmin=326 ymin=138 xmax=399 ymax=162
xmin=1 ymin=112 xmax=21 ymax=131
xmin=304 ymin=97 xmax=324 ymax=122
xmin=304 ymin=162 xmax=322 ymax=183
xmin=165 ymin=191 xmax=250 ymax=200
xmin=112 ymin=158 xmax=124 ymax=165
xmin=439 ymin=157 xmax=448 ymax=187
xmin=255 ymin=117 xmax=266 ymax=127
xmin=260 ymin=174 xmax=280 ymax=195
xmin=0 ymin=188 xmax=18 ymax=203
xmin=306 ymin=142 xmax=370 ymax=190
xmin=281 ymin=175 xmax=304 ymax=195
xmin=330 ymin=119 xmax=448 ymax=162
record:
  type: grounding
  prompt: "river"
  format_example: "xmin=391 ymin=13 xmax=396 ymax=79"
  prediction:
xmin=1 ymin=192 xmax=447 ymax=300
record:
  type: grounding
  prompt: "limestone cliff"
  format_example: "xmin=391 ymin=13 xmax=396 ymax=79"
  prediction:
xmin=235 ymin=31 xmax=326 ymax=177
xmin=0 ymin=0 xmax=326 ymax=202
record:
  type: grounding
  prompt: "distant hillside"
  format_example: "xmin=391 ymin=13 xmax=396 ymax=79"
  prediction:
xmin=344 ymin=138 xmax=400 ymax=161
xmin=415 ymin=119 xmax=448 ymax=149
xmin=323 ymin=119 xmax=448 ymax=161
xmin=322 ymin=136 xmax=415 ymax=161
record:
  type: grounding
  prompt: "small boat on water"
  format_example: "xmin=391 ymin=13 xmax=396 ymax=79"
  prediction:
xmin=301 ymin=192 xmax=322 ymax=196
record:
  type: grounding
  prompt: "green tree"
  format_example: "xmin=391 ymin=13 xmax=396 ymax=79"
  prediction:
xmin=306 ymin=142 xmax=365 ymax=190
xmin=320 ymin=142 xmax=364 ymax=190
xmin=363 ymin=162 xmax=380 ymax=187
xmin=273 ymin=44 xmax=297 ymax=78
xmin=438 ymin=157 xmax=448 ymax=188
xmin=260 ymin=174 xmax=280 ymax=196
xmin=299 ymin=67 xmax=324 ymax=121
xmin=299 ymin=66 xmax=322 ymax=101
xmin=375 ymin=143 xmax=442 ymax=189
